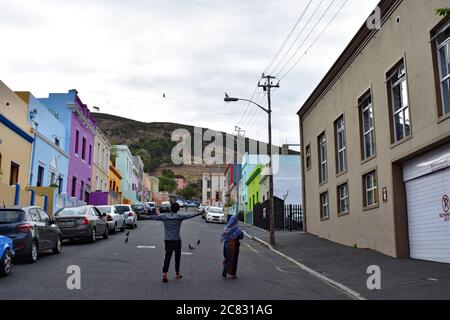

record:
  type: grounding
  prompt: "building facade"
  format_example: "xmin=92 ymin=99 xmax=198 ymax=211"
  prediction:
xmin=298 ymin=0 xmax=450 ymax=261
xmin=40 ymin=90 xmax=96 ymax=203
xmin=92 ymin=128 xmax=110 ymax=193
xmin=113 ymin=145 xmax=137 ymax=204
xmin=0 ymin=81 xmax=34 ymax=188
xmin=202 ymin=173 xmax=226 ymax=207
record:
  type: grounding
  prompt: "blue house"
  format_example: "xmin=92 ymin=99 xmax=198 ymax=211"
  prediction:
xmin=16 ymin=92 xmax=70 ymax=192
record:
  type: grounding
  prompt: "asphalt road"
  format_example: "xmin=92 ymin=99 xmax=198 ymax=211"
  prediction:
xmin=0 ymin=210 xmax=349 ymax=300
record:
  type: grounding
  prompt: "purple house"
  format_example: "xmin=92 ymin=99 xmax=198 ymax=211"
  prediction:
xmin=39 ymin=90 xmax=96 ymax=203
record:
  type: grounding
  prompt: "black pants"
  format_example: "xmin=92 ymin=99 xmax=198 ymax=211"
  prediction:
xmin=163 ymin=240 xmax=182 ymax=273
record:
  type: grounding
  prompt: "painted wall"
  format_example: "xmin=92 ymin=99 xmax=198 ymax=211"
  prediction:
xmin=92 ymin=128 xmax=110 ymax=192
xmin=109 ymin=160 xmax=122 ymax=193
xmin=246 ymin=166 xmax=262 ymax=212
xmin=39 ymin=90 xmax=96 ymax=202
xmin=0 ymin=81 xmax=33 ymax=188
xmin=113 ymin=145 xmax=137 ymax=203
xmin=17 ymin=92 xmax=70 ymax=191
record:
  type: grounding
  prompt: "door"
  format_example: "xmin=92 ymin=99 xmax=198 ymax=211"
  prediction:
xmin=92 ymin=207 xmax=106 ymax=234
xmin=404 ymin=144 xmax=450 ymax=263
xmin=37 ymin=208 xmax=57 ymax=249
xmin=28 ymin=209 xmax=47 ymax=250
xmin=9 ymin=162 xmax=19 ymax=185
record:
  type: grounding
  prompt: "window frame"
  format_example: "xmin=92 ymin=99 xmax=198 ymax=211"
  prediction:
xmin=334 ymin=115 xmax=347 ymax=175
xmin=337 ymin=183 xmax=350 ymax=216
xmin=75 ymin=130 xmax=80 ymax=155
xmin=437 ymin=30 xmax=450 ymax=116
xmin=318 ymin=132 xmax=328 ymax=185
xmin=305 ymin=144 xmax=312 ymax=171
xmin=363 ymin=170 xmax=379 ymax=209
xmin=386 ymin=59 xmax=411 ymax=144
xmin=320 ymin=191 xmax=329 ymax=221
xmin=358 ymin=91 xmax=376 ymax=161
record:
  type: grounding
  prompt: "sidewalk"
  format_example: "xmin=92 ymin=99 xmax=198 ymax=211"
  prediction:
xmin=240 ymin=224 xmax=450 ymax=300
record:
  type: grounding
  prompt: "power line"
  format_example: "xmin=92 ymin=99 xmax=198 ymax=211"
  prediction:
xmin=264 ymin=0 xmax=314 ymax=74
xmin=275 ymin=0 xmax=338 ymax=78
xmin=270 ymin=0 xmax=326 ymax=76
xmin=279 ymin=0 xmax=350 ymax=81
xmin=237 ymin=84 xmax=258 ymax=128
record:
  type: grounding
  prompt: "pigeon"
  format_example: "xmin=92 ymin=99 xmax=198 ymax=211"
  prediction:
xmin=124 ymin=237 xmax=129 ymax=243
xmin=126 ymin=232 xmax=130 ymax=237
xmin=197 ymin=239 xmax=200 ymax=246
xmin=188 ymin=244 xmax=195 ymax=250
xmin=163 ymin=93 xmax=166 ymax=98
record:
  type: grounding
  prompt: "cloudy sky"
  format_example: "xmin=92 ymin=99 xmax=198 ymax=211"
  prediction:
xmin=0 ymin=0 xmax=378 ymax=146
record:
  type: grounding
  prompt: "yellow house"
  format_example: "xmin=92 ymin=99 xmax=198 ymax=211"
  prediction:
xmin=0 ymin=81 xmax=33 ymax=187
xmin=92 ymin=128 xmax=111 ymax=192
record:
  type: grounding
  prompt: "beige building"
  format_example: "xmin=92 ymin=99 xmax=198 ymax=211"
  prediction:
xmin=299 ymin=0 xmax=450 ymax=262
xmin=92 ymin=128 xmax=110 ymax=192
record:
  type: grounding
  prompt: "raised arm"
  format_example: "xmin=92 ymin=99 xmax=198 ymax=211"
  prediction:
xmin=139 ymin=215 xmax=164 ymax=221
xmin=179 ymin=212 xmax=203 ymax=221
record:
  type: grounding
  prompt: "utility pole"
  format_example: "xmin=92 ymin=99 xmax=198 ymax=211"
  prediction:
xmin=258 ymin=74 xmax=279 ymax=245
xmin=234 ymin=126 xmax=245 ymax=216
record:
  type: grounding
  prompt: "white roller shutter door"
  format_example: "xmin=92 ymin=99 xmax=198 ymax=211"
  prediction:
xmin=403 ymin=143 xmax=450 ymax=263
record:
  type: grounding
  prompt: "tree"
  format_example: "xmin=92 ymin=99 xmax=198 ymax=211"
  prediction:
xmin=162 ymin=169 xmax=175 ymax=178
xmin=177 ymin=185 xmax=200 ymax=200
xmin=437 ymin=8 xmax=450 ymax=16
xmin=158 ymin=176 xmax=177 ymax=193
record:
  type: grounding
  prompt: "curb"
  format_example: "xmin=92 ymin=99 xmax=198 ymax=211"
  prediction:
xmin=243 ymin=230 xmax=366 ymax=301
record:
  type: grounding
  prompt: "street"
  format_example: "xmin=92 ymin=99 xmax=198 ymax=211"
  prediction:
xmin=0 ymin=211 xmax=348 ymax=300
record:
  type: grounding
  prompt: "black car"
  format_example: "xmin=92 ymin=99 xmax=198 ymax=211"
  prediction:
xmin=0 ymin=207 xmax=62 ymax=263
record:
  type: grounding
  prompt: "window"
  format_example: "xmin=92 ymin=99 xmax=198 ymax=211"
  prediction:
xmin=58 ymin=176 xmax=63 ymax=194
xmin=71 ymin=177 xmax=77 ymax=197
xmin=50 ymin=172 xmax=56 ymax=185
xmin=82 ymin=138 xmax=86 ymax=160
xmin=80 ymin=181 xmax=84 ymax=201
xmin=318 ymin=133 xmax=328 ymax=184
xmin=75 ymin=130 xmax=80 ymax=155
xmin=320 ymin=192 xmax=329 ymax=220
xmin=437 ymin=25 xmax=450 ymax=115
xmin=335 ymin=116 xmax=347 ymax=174
xmin=363 ymin=171 xmax=378 ymax=208
xmin=89 ymin=145 xmax=92 ymax=165
xmin=37 ymin=166 xmax=44 ymax=187
xmin=37 ymin=209 xmax=49 ymax=223
xmin=337 ymin=183 xmax=349 ymax=215
xmin=305 ymin=144 xmax=312 ymax=170
xmin=387 ymin=61 xmax=411 ymax=142
xmin=359 ymin=93 xmax=376 ymax=160
xmin=97 ymin=143 xmax=101 ymax=163
xmin=9 ymin=162 xmax=19 ymax=186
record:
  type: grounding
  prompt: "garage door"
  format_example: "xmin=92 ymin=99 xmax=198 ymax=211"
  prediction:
xmin=403 ymin=143 xmax=450 ymax=263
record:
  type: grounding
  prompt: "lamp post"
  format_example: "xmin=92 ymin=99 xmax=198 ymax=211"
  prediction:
xmin=224 ymin=91 xmax=276 ymax=245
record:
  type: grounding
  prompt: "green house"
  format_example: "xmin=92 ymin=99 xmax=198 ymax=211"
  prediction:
xmin=246 ymin=165 xmax=262 ymax=213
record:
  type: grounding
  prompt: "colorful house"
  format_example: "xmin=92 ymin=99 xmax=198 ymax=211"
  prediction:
xmin=133 ymin=156 xmax=144 ymax=201
xmin=39 ymin=90 xmax=97 ymax=203
xmin=224 ymin=163 xmax=242 ymax=216
xmin=112 ymin=145 xmax=137 ymax=204
xmin=0 ymin=81 xmax=35 ymax=206
xmin=239 ymin=153 xmax=268 ymax=212
xmin=246 ymin=165 xmax=262 ymax=212
xmin=108 ymin=160 xmax=123 ymax=205
xmin=92 ymin=128 xmax=110 ymax=192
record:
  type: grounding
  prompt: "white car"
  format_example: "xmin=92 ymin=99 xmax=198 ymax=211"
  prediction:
xmin=96 ymin=205 xmax=126 ymax=234
xmin=205 ymin=207 xmax=226 ymax=224
xmin=113 ymin=204 xmax=138 ymax=229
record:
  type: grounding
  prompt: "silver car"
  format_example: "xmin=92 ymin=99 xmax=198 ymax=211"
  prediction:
xmin=113 ymin=205 xmax=138 ymax=229
xmin=96 ymin=206 xmax=126 ymax=234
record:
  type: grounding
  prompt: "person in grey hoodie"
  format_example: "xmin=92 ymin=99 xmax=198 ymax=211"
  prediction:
xmin=143 ymin=202 xmax=202 ymax=283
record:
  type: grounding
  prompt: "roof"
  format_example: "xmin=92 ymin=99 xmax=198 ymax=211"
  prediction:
xmin=297 ymin=0 xmax=402 ymax=118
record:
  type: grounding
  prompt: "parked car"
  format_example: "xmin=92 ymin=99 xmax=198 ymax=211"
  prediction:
xmin=96 ymin=206 xmax=126 ymax=234
xmin=205 ymin=207 xmax=226 ymax=224
xmin=198 ymin=205 xmax=208 ymax=218
xmin=0 ymin=207 xmax=62 ymax=263
xmin=186 ymin=200 xmax=199 ymax=208
xmin=113 ymin=204 xmax=138 ymax=229
xmin=159 ymin=202 xmax=171 ymax=213
xmin=176 ymin=199 xmax=186 ymax=208
xmin=0 ymin=236 xmax=14 ymax=277
xmin=146 ymin=202 xmax=157 ymax=215
xmin=54 ymin=206 xmax=109 ymax=243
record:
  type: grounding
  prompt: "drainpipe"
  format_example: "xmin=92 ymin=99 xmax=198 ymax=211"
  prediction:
xmin=29 ymin=123 xmax=38 ymax=186
xmin=14 ymin=184 xmax=20 ymax=206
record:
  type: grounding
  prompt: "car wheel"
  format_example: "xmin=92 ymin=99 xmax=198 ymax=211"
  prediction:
xmin=28 ymin=241 xmax=38 ymax=263
xmin=90 ymin=229 xmax=97 ymax=243
xmin=0 ymin=249 xmax=12 ymax=277
xmin=53 ymin=236 xmax=62 ymax=254
xmin=103 ymin=226 xmax=109 ymax=239
xmin=111 ymin=223 xmax=117 ymax=235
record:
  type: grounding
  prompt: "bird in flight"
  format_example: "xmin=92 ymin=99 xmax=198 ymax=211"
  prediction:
xmin=163 ymin=93 xmax=166 ymax=98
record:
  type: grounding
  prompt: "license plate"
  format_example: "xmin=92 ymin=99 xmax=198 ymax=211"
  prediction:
xmin=60 ymin=222 xmax=74 ymax=227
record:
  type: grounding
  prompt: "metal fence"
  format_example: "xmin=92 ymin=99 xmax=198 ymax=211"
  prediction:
xmin=253 ymin=198 xmax=303 ymax=232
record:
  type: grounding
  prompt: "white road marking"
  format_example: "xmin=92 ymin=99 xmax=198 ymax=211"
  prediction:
xmin=137 ymin=246 xmax=156 ymax=249
xmin=182 ymin=252 xmax=193 ymax=255
xmin=428 ymin=278 xmax=439 ymax=281
xmin=243 ymin=231 xmax=366 ymax=301
xmin=244 ymin=243 xmax=259 ymax=254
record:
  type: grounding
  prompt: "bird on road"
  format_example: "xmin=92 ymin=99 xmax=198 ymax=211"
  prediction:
xmin=126 ymin=232 xmax=130 ymax=237
xmin=188 ymin=244 xmax=195 ymax=250
xmin=124 ymin=237 xmax=129 ymax=244
xmin=197 ymin=239 xmax=200 ymax=246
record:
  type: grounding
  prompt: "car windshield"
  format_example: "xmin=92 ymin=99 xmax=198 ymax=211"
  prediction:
xmin=115 ymin=206 xmax=130 ymax=214
xmin=97 ymin=207 xmax=112 ymax=214
xmin=0 ymin=210 xmax=25 ymax=224
xmin=210 ymin=208 xmax=223 ymax=213
xmin=55 ymin=207 xmax=87 ymax=217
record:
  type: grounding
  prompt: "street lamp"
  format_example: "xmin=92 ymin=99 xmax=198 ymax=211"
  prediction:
xmin=224 ymin=93 xmax=276 ymax=245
